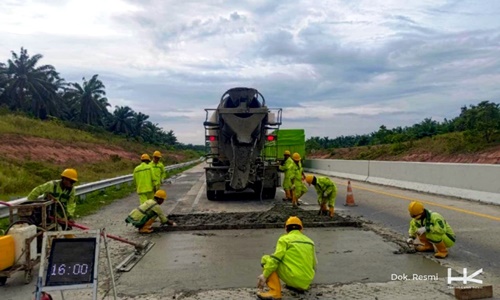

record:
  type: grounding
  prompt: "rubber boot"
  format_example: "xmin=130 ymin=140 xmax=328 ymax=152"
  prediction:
xmin=139 ymin=218 xmax=155 ymax=234
xmin=329 ymin=207 xmax=334 ymax=218
xmin=433 ymin=241 xmax=448 ymax=258
xmin=257 ymin=272 xmax=282 ymax=300
xmin=415 ymin=234 xmax=434 ymax=252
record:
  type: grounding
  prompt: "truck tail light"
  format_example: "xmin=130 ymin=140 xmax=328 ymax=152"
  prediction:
xmin=266 ymin=135 xmax=276 ymax=141
xmin=206 ymin=135 xmax=217 ymax=141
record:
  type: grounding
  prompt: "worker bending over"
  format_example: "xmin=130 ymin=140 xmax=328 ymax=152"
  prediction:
xmin=125 ymin=189 xmax=176 ymax=234
xmin=257 ymin=216 xmax=316 ymax=300
xmin=407 ymin=201 xmax=455 ymax=258
xmin=305 ymin=175 xmax=337 ymax=217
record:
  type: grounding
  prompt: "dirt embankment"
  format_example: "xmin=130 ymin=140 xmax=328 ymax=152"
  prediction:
xmin=0 ymin=134 xmax=187 ymax=165
xmin=309 ymin=144 xmax=500 ymax=164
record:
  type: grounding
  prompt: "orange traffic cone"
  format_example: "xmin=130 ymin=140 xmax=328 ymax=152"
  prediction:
xmin=344 ymin=181 xmax=357 ymax=206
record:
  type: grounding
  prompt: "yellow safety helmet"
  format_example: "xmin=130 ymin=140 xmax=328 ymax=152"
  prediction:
xmin=305 ymin=174 xmax=314 ymax=185
xmin=154 ymin=189 xmax=167 ymax=200
xmin=284 ymin=150 xmax=291 ymax=156
xmin=141 ymin=153 xmax=151 ymax=161
xmin=285 ymin=216 xmax=303 ymax=231
xmin=61 ymin=168 xmax=78 ymax=182
xmin=292 ymin=152 xmax=301 ymax=161
xmin=408 ymin=201 xmax=424 ymax=218
xmin=153 ymin=151 xmax=162 ymax=158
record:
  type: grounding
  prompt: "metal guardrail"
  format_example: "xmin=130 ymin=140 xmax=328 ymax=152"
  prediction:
xmin=0 ymin=159 xmax=202 ymax=219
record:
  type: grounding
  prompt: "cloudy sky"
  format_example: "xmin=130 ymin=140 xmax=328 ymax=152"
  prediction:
xmin=1 ymin=0 xmax=499 ymax=145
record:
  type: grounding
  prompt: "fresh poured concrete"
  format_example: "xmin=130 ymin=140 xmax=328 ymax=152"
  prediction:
xmin=116 ymin=227 xmax=449 ymax=297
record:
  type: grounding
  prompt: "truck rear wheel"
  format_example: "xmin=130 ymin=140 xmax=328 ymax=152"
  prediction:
xmin=263 ymin=187 xmax=276 ymax=199
xmin=207 ymin=190 xmax=216 ymax=200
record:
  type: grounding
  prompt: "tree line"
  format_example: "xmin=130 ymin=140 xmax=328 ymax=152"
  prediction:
xmin=306 ymin=101 xmax=500 ymax=151
xmin=0 ymin=47 xmax=201 ymax=149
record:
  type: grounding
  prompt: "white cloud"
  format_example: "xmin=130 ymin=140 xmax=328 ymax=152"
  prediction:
xmin=1 ymin=0 xmax=499 ymax=144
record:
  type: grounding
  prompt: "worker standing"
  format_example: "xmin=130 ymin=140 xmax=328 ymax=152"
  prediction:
xmin=27 ymin=168 xmax=78 ymax=226
xmin=125 ymin=189 xmax=176 ymax=234
xmin=305 ymin=175 xmax=337 ymax=217
xmin=407 ymin=201 xmax=455 ymax=258
xmin=151 ymin=150 xmax=166 ymax=192
xmin=279 ymin=150 xmax=294 ymax=201
xmin=291 ymin=152 xmax=307 ymax=208
xmin=133 ymin=154 xmax=157 ymax=204
xmin=257 ymin=216 xmax=316 ymax=299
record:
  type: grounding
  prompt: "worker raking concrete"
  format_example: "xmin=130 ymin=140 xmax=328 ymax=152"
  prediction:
xmin=305 ymin=175 xmax=337 ymax=217
xmin=407 ymin=201 xmax=456 ymax=258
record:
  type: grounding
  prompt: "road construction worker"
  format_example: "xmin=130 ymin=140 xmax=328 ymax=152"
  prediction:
xmin=257 ymin=216 xmax=316 ymax=299
xmin=151 ymin=150 xmax=166 ymax=191
xmin=305 ymin=175 xmax=337 ymax=217
xmin=279 ymin=150 xmax=294 ymax=201
xmin=133 ymin=154 xmax=158 ymax=204
xmin=125 ymin=189 xmax=177 ymax=234
xmin=27 ymin=168 xmax=78 ymax=226
xmin=407 ymin=201 xmax=455 ymax=258
xmin=291 ymin=152 xmax=307 ymax=208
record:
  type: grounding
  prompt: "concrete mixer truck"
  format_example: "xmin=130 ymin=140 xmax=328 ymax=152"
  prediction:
xmin=203 ymin=87 xmax=282 ymax=200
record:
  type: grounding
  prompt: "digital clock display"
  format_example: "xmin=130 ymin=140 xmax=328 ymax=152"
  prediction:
xmin=45 ymin=238 xmax=97 ymax=286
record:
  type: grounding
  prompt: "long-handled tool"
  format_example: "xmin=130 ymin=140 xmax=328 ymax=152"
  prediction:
xmin=52 ymin=217 xmax=155 ymax=272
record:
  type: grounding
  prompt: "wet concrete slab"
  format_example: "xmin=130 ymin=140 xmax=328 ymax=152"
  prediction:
xmin=116 ymin=227 xmax=449 ymax=298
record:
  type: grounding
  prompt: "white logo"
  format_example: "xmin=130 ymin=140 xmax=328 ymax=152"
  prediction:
xmin=447 ymin=268 xmax=483 ymax=284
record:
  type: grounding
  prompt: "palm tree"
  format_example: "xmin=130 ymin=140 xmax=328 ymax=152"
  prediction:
xmin=65 ymin=74 xmax=110 ymax=126
xmin=108 ymin=106 xmax=135 ymax=135
xmin=132 ymin=112 xmax=149 ymax=139
xmin=0 ymin=48 xmax=62 ymax=118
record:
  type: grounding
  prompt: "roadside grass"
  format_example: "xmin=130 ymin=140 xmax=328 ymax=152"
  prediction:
xmin=0 ymin=164 xmax=198 ymax=233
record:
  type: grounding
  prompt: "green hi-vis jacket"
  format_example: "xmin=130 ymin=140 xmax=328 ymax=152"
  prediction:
xmin=279 ymin=157 xmax=295 ymax=189
xmin=133 ymin=162 xmax=157 ymax=194
xmin=261 ymin=230 xmax=317 ymax=290
xmin=409 ymin=209 xmax=456 ymax=246
xmin=126 ymin=199 xmax=168 ymax=228
xmin=27 ymin=180 xmax=76 ymax=218
xmin=313 ymin=177 xmax=337 ymax=206
xmin=151 ymin=161 xmax=166 ymax=185
xmin=292 ymin=161 xmax=308 ymax=194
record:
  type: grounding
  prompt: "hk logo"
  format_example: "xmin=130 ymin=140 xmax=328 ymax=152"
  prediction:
xmin=447 ymin=268 xmax=483 ymax=284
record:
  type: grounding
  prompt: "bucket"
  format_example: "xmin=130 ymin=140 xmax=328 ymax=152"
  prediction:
xmin=9 ymin=224 xmax=37 ymax=265
xmin=0 ymin=235 xmax=15 ymax=271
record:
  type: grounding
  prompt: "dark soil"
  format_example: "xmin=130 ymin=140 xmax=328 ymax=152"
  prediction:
xmin=158 ymin=203 xmax=361 ymax=231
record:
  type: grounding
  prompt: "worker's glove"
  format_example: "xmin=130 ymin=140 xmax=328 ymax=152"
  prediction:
xmin=406 ymin=237 xmax=414 ymax=245
xmin=257 ymin=274 xmax=266 ymax=289
xmin=416 ymin=227 xmax=427 ymax=235
xmin=172 ymin=222 xmax=177 ymax=227
xmin=322 ymin=192 xmax=328 ymax=198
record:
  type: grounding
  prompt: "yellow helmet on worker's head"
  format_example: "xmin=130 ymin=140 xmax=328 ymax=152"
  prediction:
xmin=141 ymin=153 xmax=151 ymax=161
xmin=154 ymin=189 xmax=167 ymax=200
xmin=408 ymin=201 xmax=424 ymax=218
xmin=285 ymin=216 xmax=303 ymax=232
xmin=61 ymin=168 xmax=78 ymax=182
xmin=284 ymin=150 xmax=291 ymax=156
xmin=292 ymin=152 xmax=301 ymax=162
xmin=153 ymin=151 xmax=162 ymax=158
xmin=305 ymin=174 xmax=314 ymax=185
